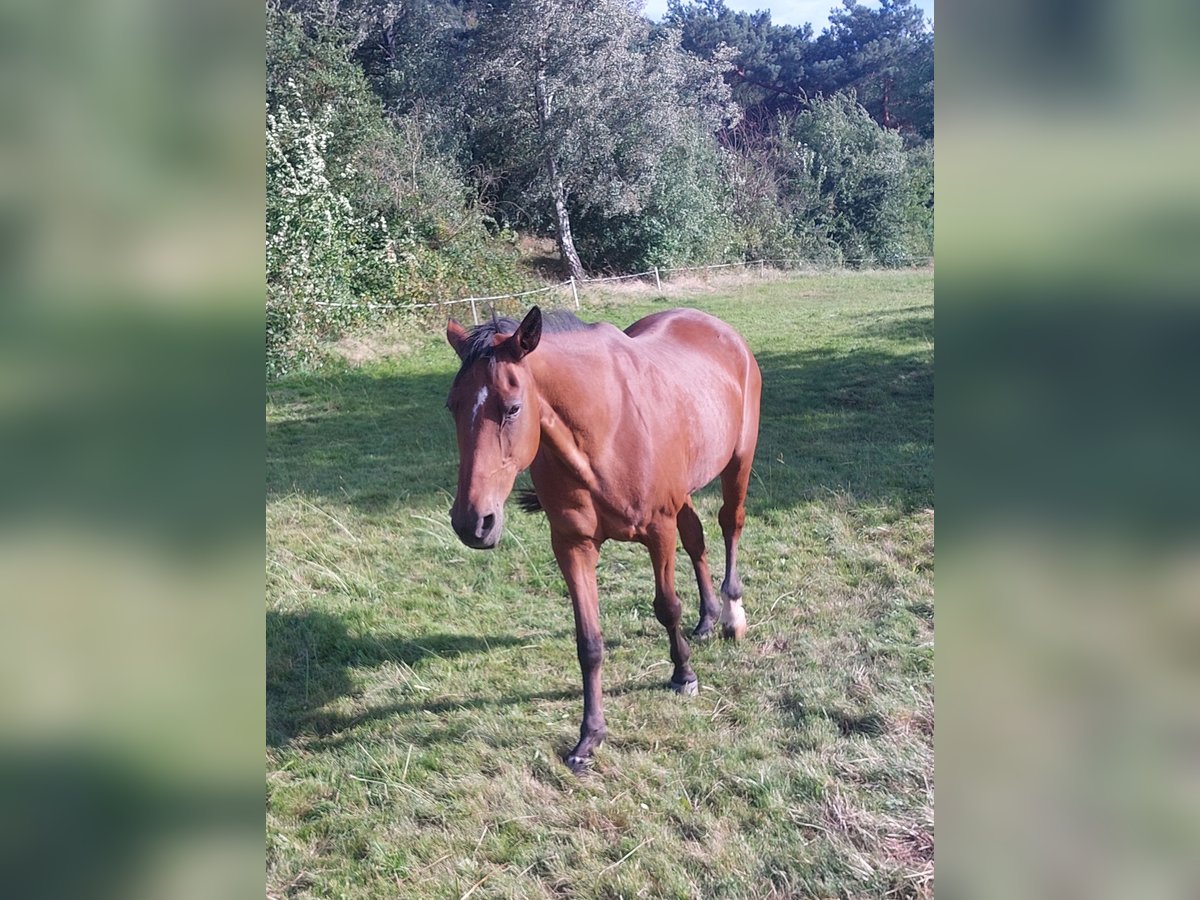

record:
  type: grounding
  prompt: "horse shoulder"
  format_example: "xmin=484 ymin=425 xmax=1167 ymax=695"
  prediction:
xmin=530 ymin=457 xmax=601 ymax=538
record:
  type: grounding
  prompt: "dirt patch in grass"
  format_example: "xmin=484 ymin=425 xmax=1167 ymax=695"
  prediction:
xmin=330 ymin=330 xmax=415 ymax=366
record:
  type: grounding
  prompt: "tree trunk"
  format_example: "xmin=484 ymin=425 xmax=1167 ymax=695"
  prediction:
xmin=534 ymin=58 xmax=585 ymax=281
xmin=552 ymin=177 xmax=585 ymax=281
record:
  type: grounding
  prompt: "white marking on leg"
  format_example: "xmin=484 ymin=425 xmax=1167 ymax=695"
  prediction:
xmin=471 ymin=386 xmax=488 ymax=425
xmin=720 ymin=591 xmax=747 ymax=640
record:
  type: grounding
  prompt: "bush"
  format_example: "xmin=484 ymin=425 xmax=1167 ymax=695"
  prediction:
xmin=902 ymin=139 xmax=935 ymax=260
xmin=776 ymin=93 xmax=930 ymax=266
xmin=571 ymin=129 xmax=736 ymax=272
xmin=721 ymin=131 xmax=808 ymax=263
xmin=722 ymin=93 xmax=933 ymax=267
xmin=266 ymin=88 xmax=386 ymax=375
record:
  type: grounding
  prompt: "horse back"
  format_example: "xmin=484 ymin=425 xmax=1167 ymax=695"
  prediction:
xmin=624 ymin=308 xmax=757 ymax=385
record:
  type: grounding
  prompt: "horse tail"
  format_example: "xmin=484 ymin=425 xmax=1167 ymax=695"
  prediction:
xmin=515 ymin=489 xmax=543 ymax=514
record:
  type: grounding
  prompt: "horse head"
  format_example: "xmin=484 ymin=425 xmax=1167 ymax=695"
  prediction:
xmin=444 ymin=306 xmax=544 ymax=549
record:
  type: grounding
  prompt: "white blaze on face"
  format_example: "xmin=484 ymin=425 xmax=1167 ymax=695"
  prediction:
xmin=471 ymin=386 xmax=488 ymax=426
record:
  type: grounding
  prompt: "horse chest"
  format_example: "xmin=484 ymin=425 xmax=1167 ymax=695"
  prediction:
xmin=535 ymin=482 xmax=661 ymax=544
xmin=596 ymin=508 xmax=645 ymax=543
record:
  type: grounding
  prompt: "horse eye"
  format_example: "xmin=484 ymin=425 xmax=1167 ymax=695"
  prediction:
xmin=504 ymin=403 xmax=521 ymax=419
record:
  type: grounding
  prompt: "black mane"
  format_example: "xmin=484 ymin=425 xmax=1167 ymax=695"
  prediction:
xmin=453 ymin=308 xmax=591 ymax=384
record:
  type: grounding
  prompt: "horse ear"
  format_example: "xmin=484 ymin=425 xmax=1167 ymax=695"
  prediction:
xmin=511 ymin=306 xmax=542 ymax=358
xmin=446 ymin=318 xmax=470 ymax=360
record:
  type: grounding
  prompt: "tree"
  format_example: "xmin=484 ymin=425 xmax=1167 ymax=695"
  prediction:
xmin=665 ymin=0 xmax=934 ymax=139
xmin=571 ymin=123 xmax=737 ymax=272
xmin=466 ymin=0 xmax=737 ymax=278
xmin=665 ymin=0 xmax=814 ymax=117
xmin=265 ymin=6 xmax=530 ymax=374
xmin=811 ymin=0 xmax=933 ymax=138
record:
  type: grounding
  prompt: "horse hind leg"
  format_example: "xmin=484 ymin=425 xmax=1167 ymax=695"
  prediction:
xmin=647 ymin=524 xmax=698 ymax=695
xmin=718 ymin=455 xmax=752 ymax=640
xmin=677 ymin=499 xmax=721 ymax=639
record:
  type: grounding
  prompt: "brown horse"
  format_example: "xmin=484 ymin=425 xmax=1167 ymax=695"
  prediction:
xmin=445 ymin=305 xmax=761 ymax=770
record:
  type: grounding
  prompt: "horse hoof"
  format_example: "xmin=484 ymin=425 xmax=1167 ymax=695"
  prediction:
xmin=692 ymin=621 xmax=716 ymax=640
xmin=565 ymin=754 xmax=592 ymax=773
xmin=670 ymin=677 xmax=699 ymax=696
xmin=721 ymin=621 xmax=747 ymax=641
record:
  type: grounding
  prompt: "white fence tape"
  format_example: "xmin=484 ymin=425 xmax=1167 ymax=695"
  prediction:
xmin=463 ymin=284 xmax=557 ymax=303
xmin=758 ymin=256 xmax=934 ymax=265
xmin=583 ymin=269 xmax=657 ymax=284
xmin=308 ymin=256 xmax=931 ymax=314
xmin=660 ymin=261 xmax=748 ymax=274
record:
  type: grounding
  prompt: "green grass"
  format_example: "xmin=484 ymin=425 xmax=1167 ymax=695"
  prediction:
xmin=266 ymin=269 xmax=934 ymax=899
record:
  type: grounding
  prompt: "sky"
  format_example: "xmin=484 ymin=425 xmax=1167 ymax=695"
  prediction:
xmin=640 ymin=0 xmax=934 ymax=33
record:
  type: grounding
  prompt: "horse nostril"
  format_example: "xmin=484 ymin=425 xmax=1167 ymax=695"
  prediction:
xmin=479 ymin=513 xmax=496 ymax=537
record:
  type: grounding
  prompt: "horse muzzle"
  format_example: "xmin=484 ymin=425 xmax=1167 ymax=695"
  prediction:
xmin=450 ymin=507 xmax=503 ymax=549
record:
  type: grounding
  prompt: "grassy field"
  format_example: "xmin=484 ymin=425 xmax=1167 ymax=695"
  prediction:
xmin=266 ymin=269 xmax=934 ymax=899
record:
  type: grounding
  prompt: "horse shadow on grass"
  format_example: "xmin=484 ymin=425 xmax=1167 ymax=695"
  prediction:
xmin=268 ymin=609 xmax=641 ymax=751
xmin=302 ymin=677 xmax=659 ymax=758
xmin=267 ymin=609 xmax=554 ymax=747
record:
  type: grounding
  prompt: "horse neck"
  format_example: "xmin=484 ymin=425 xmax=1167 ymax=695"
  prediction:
xmin=526 ymin=338 xmax=610 ymax=491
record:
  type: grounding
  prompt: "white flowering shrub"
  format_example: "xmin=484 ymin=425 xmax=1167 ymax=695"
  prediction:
xmin=264 ymin=11 xmax=553 ymax=376
xmin=266 ymin=84 xmax=390 ymax=375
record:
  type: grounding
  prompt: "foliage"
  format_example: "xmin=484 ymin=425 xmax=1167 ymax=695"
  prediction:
xmin=266 ymin=84 xmax=387 ymax=375
xmin=265 ymin=8 xmax=528 ymax=375
xmin=667 ymin=0 xmax=933 ymax=139
xmin=276 ymin=0 xmax=472 ymax=135
xmin=903 ymin=138 xmax=935 ymax=257
xmin=813 ymin=0 xmax=934 ymax=139
xmin=781 ymin=95 xmax=900 ymax=264
xmin=571 ymin=126 xmax=737 ymax=271
xmin=666 ymin=0 xmax=815 ymax=113
xmin=264 ymin=0 xmax=935 ymax=371
xmin=784 ymin=93 xmax=932 ymax=264
xmin=720 ymin=94 xmax=932 ymax=267
xmin=465 ymin=0 xmax=738 ymax=276
xmin=721 ymin=125 xmax=808 ymax=263
xmin=657 ymin=2 xmax=934 ymax=265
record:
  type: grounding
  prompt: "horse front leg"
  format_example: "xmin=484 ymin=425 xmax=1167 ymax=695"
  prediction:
xmin=551 ymin=531 xmax=606 ymax=771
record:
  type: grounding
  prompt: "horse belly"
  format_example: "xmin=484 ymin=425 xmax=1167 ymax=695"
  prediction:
xmin=686 ymin=437 xmax=736 ymax=493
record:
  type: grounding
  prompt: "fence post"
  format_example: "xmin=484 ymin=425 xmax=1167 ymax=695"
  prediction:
xmin=569 ymin=277 xmax=579 ymax=309
xmin=654 ymin=267 xmax=661 ymax=291
xmin=469 ymin=298 xmax=479 ymax=325
xmin=759 ymin=259 xmax=765 ymax=277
